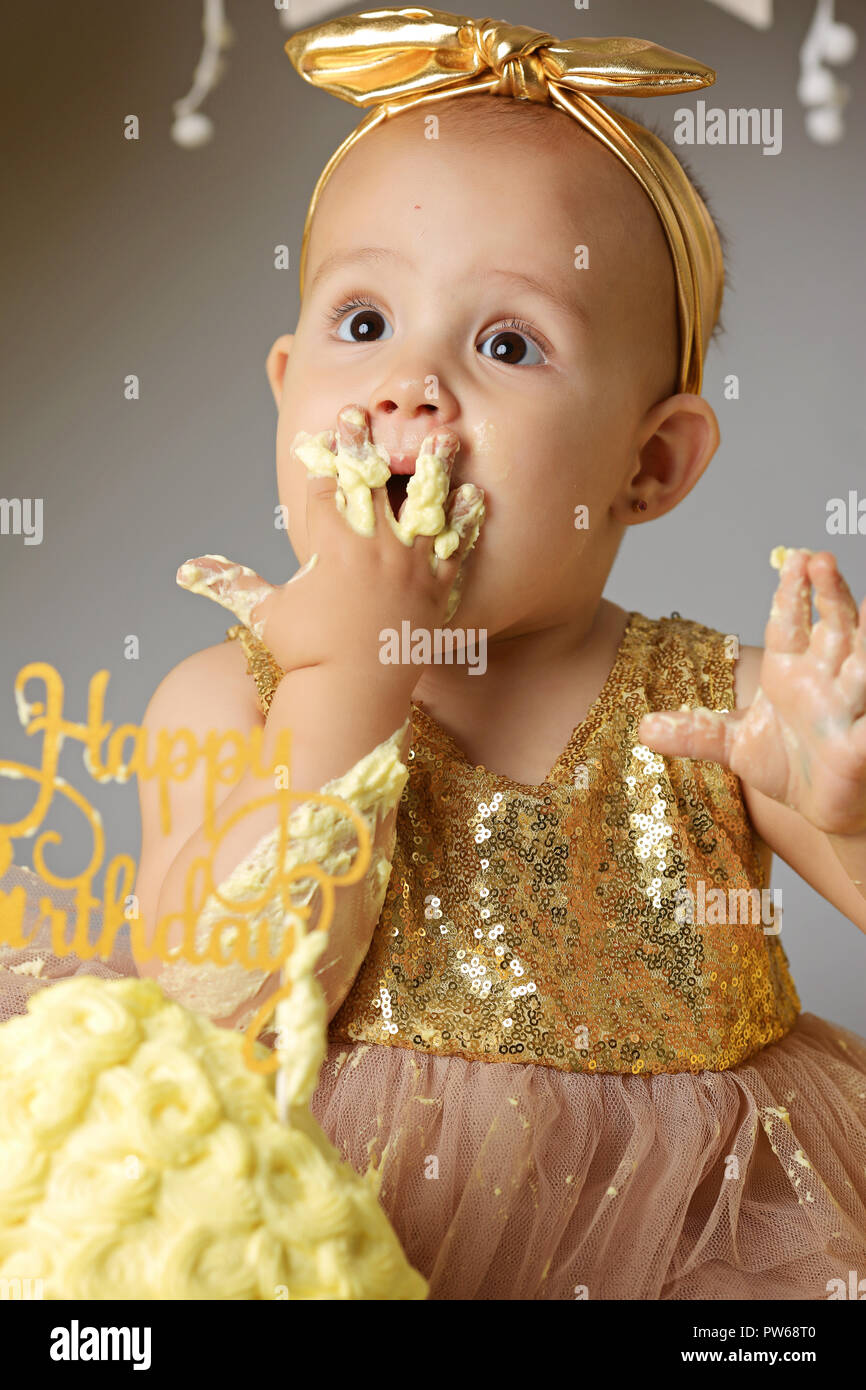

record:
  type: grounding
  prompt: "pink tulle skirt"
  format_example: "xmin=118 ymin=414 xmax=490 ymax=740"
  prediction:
xmin=3 ymin=864 xmax=865 ymax=1299
xmin=313 ymin=1018 xmax=866 ymax=1299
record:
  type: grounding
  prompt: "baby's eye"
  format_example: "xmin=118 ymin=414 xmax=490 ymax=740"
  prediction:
xmin=331 ymin=298 xmax=394 ymax=344
xmin=327 ymin=297 xmax=546 ymax=364
xmin=477 ymin=321 xmax=547 ymax=366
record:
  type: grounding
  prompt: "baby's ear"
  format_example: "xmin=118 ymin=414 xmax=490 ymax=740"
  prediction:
xmin=614 ymin=394 xmax=721 ymax=525
xmin=265 ymin=334 xmax=295 ymax=407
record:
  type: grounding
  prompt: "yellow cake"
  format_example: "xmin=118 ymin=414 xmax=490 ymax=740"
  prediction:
xmin=0 ymin=976 xmax=427 ymax=1300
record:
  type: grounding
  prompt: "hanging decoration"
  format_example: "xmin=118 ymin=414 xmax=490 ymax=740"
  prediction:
xmin=797 ymin=0 xmax=858 ymax=144
xmin=171 ymin=0 xmax=235 ymax=148
xmin=705 ymin=0 xmax=773 ymax=28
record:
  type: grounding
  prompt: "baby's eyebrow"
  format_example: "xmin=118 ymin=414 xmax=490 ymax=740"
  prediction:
xmin=309 ymin=246 xmax=410 ymax=293
xmin=309 ymin=245 xmax=589 ymax=328
xmin=483 ymin=268 xmax=589 ymax=329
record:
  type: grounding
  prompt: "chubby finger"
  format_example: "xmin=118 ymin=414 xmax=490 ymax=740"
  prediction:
xmin=289 ymin=431 xmax=339 ymax=555
xmin=638 ymin=706 xmax=744 ymax=766
xmin=336 ymin=402 xmax=400 ymax=527
xmin=330 ymin=405 xmax=389 ymax=535
xmin=436 ymin=485 xmax=486 ymax=622
xmin=386 ymin=429 xmax=458 ymax=545
xmin=809 ymin=552 xmax=858 ymax=633
xmin=766 ymin=547 xmax=812 ymax=655
xmin=293 ymin=408 xmax=392 ymax=537
xmin=808 ymin=550 xmax=859 ymax=674
xmin=176 ymin=554 xmax=275 ymax=638
xmin=837 ymin=591 xmax=866 ymax=716
xmin=434 ymin=482 xmax=486 ymax=563
xmin=336 ymin=403 xmax=371 ymax=458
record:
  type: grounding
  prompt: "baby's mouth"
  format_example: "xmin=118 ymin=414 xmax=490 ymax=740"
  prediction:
xmin=378 ymin=441 xmax=467 ymax=514
xmin=386 ymin=472 xmax=411 ymax=514
xmin=383 ymin=451 xmax=418 ymax=516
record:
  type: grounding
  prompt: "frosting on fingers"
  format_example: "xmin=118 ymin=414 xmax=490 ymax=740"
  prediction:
xmin=292 ymin=422 xmax=390 ymax=537
xmin=291 ymin=424 xmax=485 ymax=620
xmin=770 ymin=545 xmax=813 ymax=571
xmin=177 ymin=556 xmax=271 ymax=640
xmin=384 ymin=436 xmax=452 ymax=546
xmin=435 ymin=483 xmax=486 ymax=562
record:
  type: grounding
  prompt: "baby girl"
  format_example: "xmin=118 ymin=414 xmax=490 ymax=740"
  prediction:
xmin=128 ymin=12 xmax=866 ymax=1299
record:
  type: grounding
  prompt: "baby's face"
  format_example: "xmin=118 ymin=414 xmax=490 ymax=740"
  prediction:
xmin=272 ymin=104 xmax=678 ymax=634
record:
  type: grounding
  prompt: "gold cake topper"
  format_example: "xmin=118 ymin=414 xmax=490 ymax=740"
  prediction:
xmin=0 ymin=660 xmax=371 ymax=1075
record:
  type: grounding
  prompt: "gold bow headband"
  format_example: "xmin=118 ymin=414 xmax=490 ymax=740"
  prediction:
xmin=285 ymin=8 xmax=724 ymax=395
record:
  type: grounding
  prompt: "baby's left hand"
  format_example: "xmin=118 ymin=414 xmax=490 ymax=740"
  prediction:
xmin=638 ymin=549 xmax=866 ymax=836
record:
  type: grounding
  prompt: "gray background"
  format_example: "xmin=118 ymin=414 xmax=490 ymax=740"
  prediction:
xmin=2 ymin=0 xmax=864 ymax=1026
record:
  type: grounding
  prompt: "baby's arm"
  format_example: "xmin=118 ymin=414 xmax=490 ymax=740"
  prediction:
xmin=137 ymin=651 xmax=412 ymax=1027
xmin=134 ymin=640 xmax=264 ymax=992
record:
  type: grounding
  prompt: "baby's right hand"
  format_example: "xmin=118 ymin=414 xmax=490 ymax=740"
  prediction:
xmin=176 ymin=404 xmax=485 ymax=687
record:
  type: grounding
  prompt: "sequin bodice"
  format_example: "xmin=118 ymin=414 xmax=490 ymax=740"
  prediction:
xmin=225 ymin=613 xmax=800 ymax=1075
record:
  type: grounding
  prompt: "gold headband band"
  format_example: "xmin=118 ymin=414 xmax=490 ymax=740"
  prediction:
xmin=285 ymin=8 xmax=724 ymax=395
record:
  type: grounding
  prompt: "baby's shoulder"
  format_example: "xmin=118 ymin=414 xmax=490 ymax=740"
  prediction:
xmin=141 ymin=634 xmax=265 ymax=737
xmin=640 ymin=611 xmax=756 ymax=712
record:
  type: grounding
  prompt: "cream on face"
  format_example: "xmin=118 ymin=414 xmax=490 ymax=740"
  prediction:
xmin=291 ymin=415 xmax=485 ymax=619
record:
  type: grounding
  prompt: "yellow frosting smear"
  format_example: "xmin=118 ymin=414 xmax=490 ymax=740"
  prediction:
xmin=292 ymin=411 xmax=390 ymax=537
xmin=176 ymin=555 xmax=273 ymax=640
xmin=386 ymin=436 xmax=451 ymax=548
xmin=769 ymin=545 xmax=814 ymax=571
xmin=292 ymin=418 xmax=463 ymax=546
xmin=0 ymin=976 xmax=427 ymax=1300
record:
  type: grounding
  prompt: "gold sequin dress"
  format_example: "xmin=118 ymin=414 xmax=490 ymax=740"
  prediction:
xmin=219 ymin=610 xmax=866 ymax=1300
xmin=2 ymin=610 xmax=864 ymax=1299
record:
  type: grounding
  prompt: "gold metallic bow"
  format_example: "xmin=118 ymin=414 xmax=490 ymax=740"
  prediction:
xmin=285 ymin=8 xmax=724 ymax=395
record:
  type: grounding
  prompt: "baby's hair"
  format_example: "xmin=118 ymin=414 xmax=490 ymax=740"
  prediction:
xmin=424 ymin=92 xmax=730 ymax=349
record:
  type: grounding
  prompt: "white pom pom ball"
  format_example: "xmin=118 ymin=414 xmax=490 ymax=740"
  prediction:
xmin=171 ymin=111 xmax=214 ymax=148
xmin=823 ymin=22 xmax=857 ymax=65
xmin=798 ymin=66 xmax=836 ymax=105
xmin=805 ymin=104 xmax=844 ymax=144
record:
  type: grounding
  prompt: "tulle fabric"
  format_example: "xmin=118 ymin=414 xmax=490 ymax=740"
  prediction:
xmin=2 ymin=864 xmax=865 ymax=1300
xmin=312 ymin=1019 xmax=866 ymax=1300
